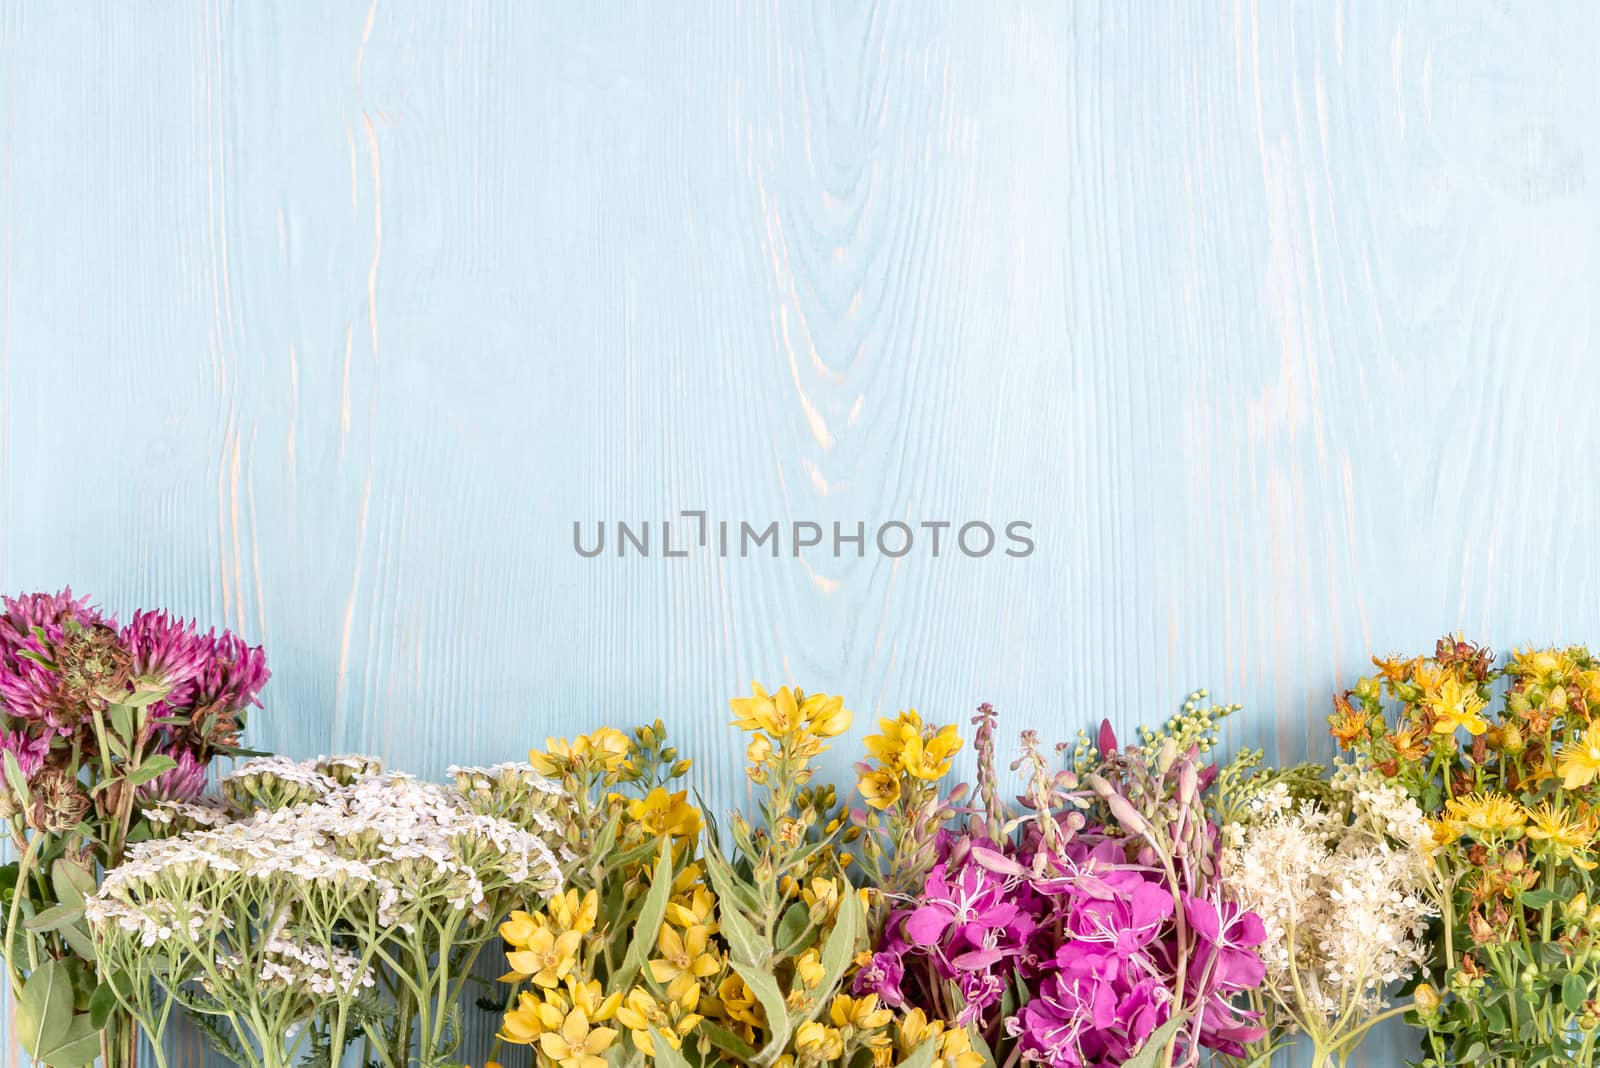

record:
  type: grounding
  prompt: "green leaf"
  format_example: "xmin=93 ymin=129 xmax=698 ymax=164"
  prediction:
xmin=51 ymin=858 xmax=96 ymax=909
xmin=126 ymin=755 xmax=178 ymax=786
xmin=799 ymin=879 xmax=861 ymax=1023
xmin=120 ymin=688 xmax=170 ymax=709
xmin=17 ymin=959 xmax=105 ymax=1066
xmin=89 ymin=981 xmax=119 ymax=1029
xmin=614 ymin=837 xmax=674 ymax=989
xmin=1564 ymin=972 xmax=1588 ymax=1014
xmin=4 ymin=749 xmax=31 ymax=810
xmin=1521 ymin=888 xmax=1558 ymax=909
xmin=23 ymin=903 xmax=84 ymax=933
xmin=730 ymin=959 xmax=791 ymax=1067
xmin=59 ymin=920 xmax=97 ymax=962
xmin=896 ymin=1037 xmax=939 ymax=1068
xmin=703 ymin=846 xmax=767 ymax=968
xmin=108 ymin=705 xmax=134 ymax=752
xmin=648 ymin=1029 xmax=693 ymax=1068
xmin=45 ymin=1016 xmax=106 ymax=1068
xmin=1122 ymin=1011 xmax=1189 ymax=1068
xmin=700 ymin=1020 xmax=758 ymax=1063
xmin=775 ymin=902 xmax=811 ymax=954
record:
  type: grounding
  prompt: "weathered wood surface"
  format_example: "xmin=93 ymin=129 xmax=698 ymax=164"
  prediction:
xmin=2 ymin=3 xmax=1597 ymax=1064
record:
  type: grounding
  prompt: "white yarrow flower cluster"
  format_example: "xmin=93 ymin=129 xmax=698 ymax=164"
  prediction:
xmin=1223 ymin=781 xmax=1436 ymax=1030
xmin=89 ymin=753 xmax=572 ymax=1068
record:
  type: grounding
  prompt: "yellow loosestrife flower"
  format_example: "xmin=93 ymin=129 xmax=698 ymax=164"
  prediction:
xmin=857 ymin=767 xmax=901 ymax=809
xmin=537 ymin=1008 xmax=618 ymax=1068
xmin=628 ymin=787 xmax=702 ymax=840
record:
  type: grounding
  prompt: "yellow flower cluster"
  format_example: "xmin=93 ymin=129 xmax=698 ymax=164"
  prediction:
xmin=494 ymin=693 xmax=978 ymax=1068
xmin=732 ymin=683 xmax=850 ymax=785
xmin=858 ymin=709 xmax=962 ymax=810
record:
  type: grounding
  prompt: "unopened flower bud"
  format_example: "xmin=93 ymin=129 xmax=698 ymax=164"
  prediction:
xmin=1412 ymin=983 xmax=1440 ymax=1018
xmin=1568 ymin=893 xmax=1590 ymax=921
xmin=1354 ymin=677 xmax=1380 ymax=701
xmin=1501 ymin=724 xmax=1525 ymax=754
xmin=1548 ymin=686 xmax=1569 ymax=713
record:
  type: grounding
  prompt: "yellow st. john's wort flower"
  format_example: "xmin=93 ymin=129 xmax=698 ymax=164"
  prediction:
xmin=1389 ymin=724 xmax=1429 ymax=762
xmin=1444 ymin=792 xmax=1527 ymax=836
xmin=1559 ymin=720 xmax=1600 ymax=790
xmin=628 ymin=786 xmax=702 ymax=840
xmin=1526 ymin=801 xmax=1598 ymax=869
xmin=1426 ymin=675 xmax=1489 ymax=736
xmin=1328 ymin=703 xmax=1373 ymax=748
xmin=1511 ymin=647 xmax=1577 ymax=688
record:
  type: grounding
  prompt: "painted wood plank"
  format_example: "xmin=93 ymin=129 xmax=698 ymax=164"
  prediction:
xmin=1 ymin=2 xmax=1598 ymax=1064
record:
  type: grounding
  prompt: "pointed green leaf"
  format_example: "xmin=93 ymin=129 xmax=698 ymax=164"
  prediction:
xmin=89 ymin=981 xmax=119 ymax=1029
xmin=647 ymin=1029 xmax=692 ymax=1068
xmin=126 ymin=755 xmax=178 ymax=787
xmin=614 ymin=837 xmax=673 ymax=989
xmin=4 ymin=750 xmax=31 ymax=811
xmin=51 ymin=858 xmax=96 ymax=909
xmin=703 ymin=846 xmax=767 ymax=968
xmin=1564 ymin=971 xmax=1587 ymax=1014
xmin=1122 ymin=1011 xmax=1189 ymax=1068
xmin=896 ymin=1037 xmax=939 ymax=1068
xmin=700 ymin=1020 xmax=758 ymax=1063
xmin=23 ymin=903 xmax=85 ymax=933
xmin=729 ymin=959 xmax=791 ymax=1067
xmin=120 ymin=688 xmax=170 ymax=709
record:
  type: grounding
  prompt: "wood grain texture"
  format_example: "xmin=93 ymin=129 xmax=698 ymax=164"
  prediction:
xmin=2 ymin=2 xmax=1599 ymax=1064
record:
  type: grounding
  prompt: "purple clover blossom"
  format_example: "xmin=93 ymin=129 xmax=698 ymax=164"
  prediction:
xmin=0 ymin=588 xmax=107 ymax=657
xmin=137 ymin=748 xmax=208 ymax=802
xmin=0 ymin=729 xmax=49 ymax=778
xmin=123 ymin=610 xmax=210 ymax=691
xmin=186 ymin=631 xmax=270 ymax=717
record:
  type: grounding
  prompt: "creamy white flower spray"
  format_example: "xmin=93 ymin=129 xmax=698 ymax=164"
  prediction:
xmin=1218 ymin=769 xmax=1437 ymax=1068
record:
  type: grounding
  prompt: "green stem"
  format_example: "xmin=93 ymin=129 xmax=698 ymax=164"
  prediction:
xmin=4 ymin=831 xmax=42 ymax=992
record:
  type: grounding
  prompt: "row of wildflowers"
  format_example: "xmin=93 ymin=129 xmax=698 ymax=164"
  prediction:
xmin=2 ymin=589 xmax=1590 ymax=1068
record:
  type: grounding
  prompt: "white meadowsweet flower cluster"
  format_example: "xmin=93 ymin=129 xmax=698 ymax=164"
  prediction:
xmin=1222 ymin=781 xmax=1436 ymax=1030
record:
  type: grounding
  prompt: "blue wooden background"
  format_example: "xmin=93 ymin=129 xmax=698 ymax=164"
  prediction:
xmin=3 ymin=3 xmax=1598 ymax=1064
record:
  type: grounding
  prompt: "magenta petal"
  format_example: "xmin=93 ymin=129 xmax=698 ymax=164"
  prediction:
xmin=904 ymin=905 xmax=955 ymax=946
xmin=1183 ymin=894 xmax=1220 ymax=941
xmin=952 ymin=947 xmax=1004 ymax=971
